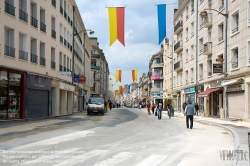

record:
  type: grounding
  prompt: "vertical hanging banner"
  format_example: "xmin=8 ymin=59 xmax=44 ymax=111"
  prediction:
xmin=157 ymin=4 xmax=166 ymax=44
xmin=108 ymin=7 xmax=125 ymax=46
xmin=116 ymin=70 xmax=122 ymax=82
xmin=132 ymin=70 xmax=138 ymax=82
xmin=127 ymin=85 xmax=131 ymax=93
xmin=166 ymin=4 xmax=175 ymax=42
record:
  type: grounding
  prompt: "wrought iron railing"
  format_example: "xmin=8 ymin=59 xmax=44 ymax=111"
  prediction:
xmin=52 ymin=29 xmax=56 ymax=39
xmin=5 ymin=2 xmax=15 ymax=16
xmin=52 ymin=0 xmax=56 ymax=7
xmin=19 ymin=50 xmax=28 ymax=60
xmin=19 ymin=10 xmax=28 ymax=22
xmin=51 ymin=61 xmax=56 ymax=69
xmin=40 ymin=22 xmax=46 ymax=32
xmin=60 ymin=36 xmax=63 ymax=43
xmin=31 ymin=54 xmax=38 ymax=63
xmin=60 ymin=6 xmax=63 ymax=14
xmin=40 ymin=57 xmax=46 ymax=66
xmin=5 ymin=45 xmax=15 ymax=57
xmin=31 ymin=16 xmax=38 ymax=28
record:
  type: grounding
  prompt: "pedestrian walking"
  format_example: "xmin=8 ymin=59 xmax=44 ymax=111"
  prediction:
xmin=147 ymin=101 xmax=151 ymax=115
xmin=151 ymin=101 xmax=155 ymax=114
xmin=157 ymin=100 xmax=163 ymax=120
xmin=109 ymin=101 xmax=112 ymax=110
xmin=194 ymin=102 xmax=199 ymax=116
xmin=184 ymin=101 xmax=195 ymax=129
xmin=182 ymin=101 xmax=187 ymax=113
xmin=168 ymin=104 xmax=173 ymax=119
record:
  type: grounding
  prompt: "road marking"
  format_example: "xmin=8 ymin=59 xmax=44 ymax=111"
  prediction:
xmin=94 ymin=152 xmax=136 ymax=166
xmin=52 ymin=150 xmax=108 ymax=166
xmin=18 ymin=148 xmax=81 ymax=166
xmin=177 ymin=157 xmax=193 ymax=166
xmin=11 ymin=130 xmax=95 ymax=150
xmin=136 ymin=154 xmax=168 ymax=166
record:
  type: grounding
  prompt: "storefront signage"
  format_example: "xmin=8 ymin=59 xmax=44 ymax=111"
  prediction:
xmin=74 ymin=75 xmax=80 ymax=83
xmin=79 ymin=76 xmax=86 ymax=84
xmin=151 ymin=74 xmax=160 ymax=80
xmin=60 ymin=72 xmax=71 ymax=76
xmin=152 ymin=93 xmax=162 ymax=97
xmin=208 ymin=80 xmax=222 ymax=88
xmin=213 ymin=64 xmax=223 ymax=73
xmin=184 ymin=87 xmax=196 ymax=94
xmin=27 ymin=74 xmax=52 ymax=91
xmin=226 ymin=84 xmax=244 ymax=92
xmin=59 ymin=82 xmax=75 ymax=92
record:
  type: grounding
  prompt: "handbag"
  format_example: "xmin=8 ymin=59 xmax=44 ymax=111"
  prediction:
xmin=155 ymin=109 xmax=158 ymax=116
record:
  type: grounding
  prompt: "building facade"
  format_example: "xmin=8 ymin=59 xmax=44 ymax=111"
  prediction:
xmin=171 ymin=0 xmax=250 ymax=119
xmin=0 ymin=0 xmax=92 ymax=120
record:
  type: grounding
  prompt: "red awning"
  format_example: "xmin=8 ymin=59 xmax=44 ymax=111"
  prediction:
xmin=197 ymin=88 xmax=221 ymax=98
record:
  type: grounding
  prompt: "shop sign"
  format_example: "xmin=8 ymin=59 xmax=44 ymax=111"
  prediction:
xmin=226 ymin=84 xmax=244 ymax=92
xmin=27 ymin=74 xmax=52 ymax=91
xmin=152 ymin=93 xmax=162 ymax=97
xmin=59 ymin=82 xmax=74 ymax=91
xmin=74 ymin=75 xmax=80 ymax=83
xmin=213 ymin=64 xmax=223 ymax=73
xmin=184 ymin=87 xmax=196 ymax=94
xmin=151 ymin=74 xmax=160 ymax=80
xmin=208 ymin=80 xmax=222 ymax=88
xmin=79 ymin=76 xmax=86 ymax=84
xmin=60 ymin=72 xmax=71 ymax=76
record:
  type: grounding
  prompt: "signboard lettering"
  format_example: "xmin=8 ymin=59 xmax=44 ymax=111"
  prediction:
xmin=213 ymin=64 xmax=223 ymax=73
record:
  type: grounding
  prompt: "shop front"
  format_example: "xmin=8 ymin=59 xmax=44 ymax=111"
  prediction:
xmin=0 ymin=69 xmax=26 ymax=120
xmin=198 ymin=80 xmax=223 ymax=116
xmin=26 ymin=74 xmax=52 ymax=118
xmin=59 ymin=82 xmax=74 ymax=115
xmin=184 ymin=86 xmax=196 ymax=104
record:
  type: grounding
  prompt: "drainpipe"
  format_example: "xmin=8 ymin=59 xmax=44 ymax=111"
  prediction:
xmin=224 ymin=0 xmax=228 ymax=119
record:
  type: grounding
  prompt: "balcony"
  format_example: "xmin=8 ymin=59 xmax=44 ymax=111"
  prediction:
xmin=64 ymin=39 xmax=67 ymax=46
xmin=174 ymin=40 xmax=183 ymax=53
xmin=5 ymin=2 xmax=15 ymax=16
xmin=203 ymin=42 xmax=212 ymax=55
xmin=60 ymin=36 xmax=63 ymax=43
xmin=68 ymin=16 xmax=70 ymax=24
xmin=51 ymin=61 xmax=56 ymax=69
xmin=203 ymin=13 xmax=213 ymax=28
xmin=31 ymin=16 xmax=38 ymax=28
xmin=19 ymin=10 xmax=28 ymax=22
xmin=19 ymin=50 xmax=28 ymax=61
xmin=60 ymin=6 xmax=63 ymax=15
xmin=59 ymin=65 xmax=63 ymax=71
xmin=174 ymin=20 xmax=183 ymax=35
xmin=174 ymin=60 xmax=183 ymax=72
xmin=151 ymin=62 xmax=164 ymax=68
xmin=40 ymin=57 xmax=46 ymax=66
xmin=40 ymin=22 xmax=46 ymax=33
xmin=5 ymin=45 xmax=15 ymax=58
xmin=52 ymin=0 xmax=56 ymax=7
xmin=91 ymin=65 xmax=100 ymax=70
xmin=31 ymin=54 xmax=38 ymax=63
xmin=64 ymin=67 xmax=66 ymax=71
xmin=64 ymin=11 xmax=67 ymax=19
xmin=52 ymin=29 xmax=56 ymax=39
xmin=151 ymin=87 xmax=163 ymax=92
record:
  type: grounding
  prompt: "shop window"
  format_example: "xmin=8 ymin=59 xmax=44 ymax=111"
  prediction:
xmin=231 ymin=47 xmax=239 ymax=69
xmin=0 ymin=71 xmax=8 ymax=120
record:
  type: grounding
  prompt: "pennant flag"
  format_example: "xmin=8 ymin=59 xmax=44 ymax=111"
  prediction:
xmin=157 ymin=4 xmax=166 ymax=44
xmin=118 ymin=86 xmax=121 ymax=96
xmin=132 ymin=70 xmax=138 ymax=82
xmin=127 ymin=85 xmax=131 ymax=93
xmin=116 ymin=70 xmax=122 ymax=82
xmin=108 ymin=7 xmax=125 ymax=46
xmin=166 ymin=4 xmax=175 ymax=42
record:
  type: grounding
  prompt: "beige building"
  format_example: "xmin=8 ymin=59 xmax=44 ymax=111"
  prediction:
xmin=170 ymin=0 xmax=250 ymax=119
xmin=0 ymin=0 xmax=93 ymax=120
xmin=89 ymin=38 xmax=109 ymax=99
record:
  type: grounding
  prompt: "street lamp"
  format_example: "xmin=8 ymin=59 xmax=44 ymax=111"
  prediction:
xmin=71 ymin=29 xmax=94 ymax=84
xmin=200 ymin=2 xmax=229 ymax=118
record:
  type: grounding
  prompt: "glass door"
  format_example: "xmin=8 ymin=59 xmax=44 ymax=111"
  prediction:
xmin=0 ymin=71 xmax=8 ymax=120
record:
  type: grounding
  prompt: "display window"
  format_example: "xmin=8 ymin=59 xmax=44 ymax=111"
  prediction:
xmin=0 ymin=71 xmax=8 ymax=119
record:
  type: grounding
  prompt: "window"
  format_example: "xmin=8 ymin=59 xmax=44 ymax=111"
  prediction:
xmin=185 ymin=49 xmax=188 ymax=62
xmin=19 ymin=0 xmax=28 ymax=22
xmin=30 ymin=3 xmax=38 ymax=28
xmin=190 ymin=68 xmax=194 ymax=82
xmin=218 ymin=0 xmax=224 ymax=11
xmin=199 ymin=64 xmax=203 ymax=79
xmin=248 ymin=41 xmax=250 ymax=65
xmin=60 ymin=24 xmax=63 ymax=44
xmin=191 ymin=45 xmax=194 ymax=59
xmin=186 ymin=27 xmax=188 ymax=41
xmin=207 ymin=56 xmax=212 ymax=77
xmin=191 ymin=0 xmax=194 ymax=14
xmin=218 ymin=23 xmax=224 ymax=42
xmin=59 ymin=52 xmax=62 ymax=71
xmin=199 ymin=15 xmax=203 ymax=29
xmin=156 ymin=58 xmax=163 ymax=64
xmin=4 ymin=27 xmax=15 ymax=58
xmin=40 ymin=42 xmax=46 ymax=66
xmin=208 ymin=27 xmax=212 ymax=42
xmin=155 ymin=82 xmax=162 ymax=88
xmin=19 ymin=32 xmax=28 ymax=61
xmin=30 ymin=38 xmax=37 ymax=64
xmin=199 ymin=38 xmax=203 ymax=54
xmin=231 ymin=11 xmax=239 ymax=35
xmin=186 ymin=6 xmax=189 ymax=20
xmin=5 ymin=0 xmax=15 ymax=16
xmin=51 ymin=17 xmax=56 ymax=39
xmin=231 ymin=47 xmax=238 ymax=69
xmin=185 ymin=70 xmax=188 ymax=84
xmin=63 ymin=55 xmax=66 ymax=71
xmin=191 ymin=22 xmax=194 ymax=37
xmin=51 ymin=47 xmax=56 ymax=69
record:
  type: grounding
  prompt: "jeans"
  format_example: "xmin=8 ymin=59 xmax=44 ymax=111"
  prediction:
xmin=158 ymin=109 xmax=162 ymax=119
xmin=186 ymin=115 xmax=193 ymax=128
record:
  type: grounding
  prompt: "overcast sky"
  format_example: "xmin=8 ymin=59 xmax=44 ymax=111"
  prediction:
xmin=75 ymin=0 xmax=177 ymax=89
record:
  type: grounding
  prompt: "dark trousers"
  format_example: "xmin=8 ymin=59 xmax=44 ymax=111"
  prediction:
xmin=186 ymin=115 xmax=193 ymax=129
xmin=152 ymin=107 xmax=155 ymax=114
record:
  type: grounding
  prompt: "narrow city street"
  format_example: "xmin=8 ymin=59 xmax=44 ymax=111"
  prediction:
xmin=0 ymin=107 xmax=234 ymax=166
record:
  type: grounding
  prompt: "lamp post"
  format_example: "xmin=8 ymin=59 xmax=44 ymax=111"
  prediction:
xmin=200 ymin=1 xmax=228 ymax=118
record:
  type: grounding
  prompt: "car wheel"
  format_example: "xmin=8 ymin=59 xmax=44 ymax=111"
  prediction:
xmin=87 ymin=111 xmax=90 ymax=115
xmin=101 ymin=111 xmax=104 ymax=116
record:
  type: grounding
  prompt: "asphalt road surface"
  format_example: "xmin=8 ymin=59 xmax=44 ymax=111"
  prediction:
xmin=0 ymin=107 xmax=234 ymax=166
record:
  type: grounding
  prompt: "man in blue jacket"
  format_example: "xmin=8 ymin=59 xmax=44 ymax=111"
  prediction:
xmin=184 ymin=101 xmax=195 ymax=129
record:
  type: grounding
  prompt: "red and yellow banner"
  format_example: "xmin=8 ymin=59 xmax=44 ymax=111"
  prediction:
xmin=132 ymin=70 xmax=138 ymax=82
xmin=116 ymin=70 xmax=122 ymax=82
xmin=118 ymin=85 xmax=123 ymax=97
xmin=108 ymin=7 xmax=125 ymax=46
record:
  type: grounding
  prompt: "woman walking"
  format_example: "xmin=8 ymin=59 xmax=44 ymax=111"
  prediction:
xmin=151 ymin=101 xmax=155 ymax=114
xmin=157 ymin=100 xmax=163 ymax=120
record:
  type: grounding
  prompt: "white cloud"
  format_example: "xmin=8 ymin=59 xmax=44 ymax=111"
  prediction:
xmin=76 ymin=0 xmax=177 ymax=88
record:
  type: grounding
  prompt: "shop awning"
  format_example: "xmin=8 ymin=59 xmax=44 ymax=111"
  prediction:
xmin=197 ymin=88 xmax=221 ymax=98
xmin=222 ymin=78 xmax=244 ymax=86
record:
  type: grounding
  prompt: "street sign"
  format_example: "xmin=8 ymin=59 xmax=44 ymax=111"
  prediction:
xmin=60 ymin=72 xmax=71 ymax=76
xmin=213 ymin=64 xmax=223 ymax=73
xmin=74 ymin=74 xmax=80 ymax=83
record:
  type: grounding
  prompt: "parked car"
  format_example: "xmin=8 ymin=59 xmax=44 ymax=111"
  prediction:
xmin=86 ymin=97 xmax=105 ymax=116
